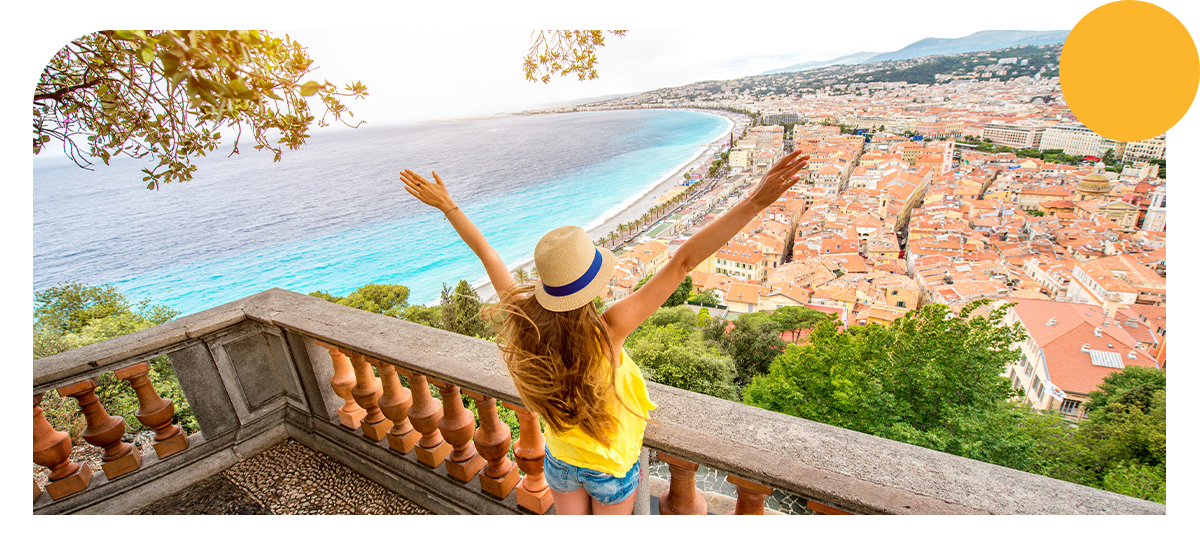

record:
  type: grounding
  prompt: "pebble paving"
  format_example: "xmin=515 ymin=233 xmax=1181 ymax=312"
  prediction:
xmin=135 ymin=439 xmax=432 ymax=515
xmin=648 ymin=453 xmax=812 ymax=515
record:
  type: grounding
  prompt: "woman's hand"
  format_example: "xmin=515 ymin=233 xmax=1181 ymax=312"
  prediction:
xmin=400 ymin=169 xmax=457 ymax=213
xmin=748 ymin=150 xmax=810 ymax=209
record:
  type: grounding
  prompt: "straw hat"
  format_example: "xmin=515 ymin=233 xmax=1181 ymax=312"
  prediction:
xmin=534 ymin=226 xmax=615 ymax=312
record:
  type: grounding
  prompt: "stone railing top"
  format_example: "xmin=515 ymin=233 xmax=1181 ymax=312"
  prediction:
xmin=32 ymin=288 xmax=1165 ymax=515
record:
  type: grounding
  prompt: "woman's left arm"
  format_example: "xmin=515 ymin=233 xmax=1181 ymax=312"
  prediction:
xmin=400 ymin=169 xmax=516 ymax=297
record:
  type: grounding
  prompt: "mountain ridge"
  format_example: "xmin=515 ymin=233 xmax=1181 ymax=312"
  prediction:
xmin=762 ymin=30 xmax=1069 ymax=75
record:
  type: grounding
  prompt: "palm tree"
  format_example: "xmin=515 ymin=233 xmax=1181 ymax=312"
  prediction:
xmin=513 ymin=268 xmax=529 ymax=284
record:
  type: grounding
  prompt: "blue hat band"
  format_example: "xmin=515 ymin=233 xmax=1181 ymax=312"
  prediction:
xmin=543 ymin=249 xmax=603 ymax=297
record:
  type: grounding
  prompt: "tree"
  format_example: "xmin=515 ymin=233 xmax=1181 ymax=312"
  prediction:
xmin=440 ymin=280 xmax=494 ymax=340
xmin=401 ymin=304 xmax=442 ymax=328
xmin=713 ymin=311 xmax=787 ymax=385
xmin=770 ymin=306 xmax=829 ymax=343
xmin=632 ymin=274 xmax=692 ymax=308
xmin=626 ymin=324 xmax=739 ymax=401
xmin=309 ymin=283 xmax=410 ymax=318
xmin=1070 ymin=367 xmax=1167 ymax=499
xmin=34 ymin=30 xmax=367 ymax=188
xmin=744 ymin=301 xmax=1028 ymax=458
xmin=35 ymin=282 xmax=178 ymax=358
xmin=523 ymin=31 xmax=628 ymax=84
xmin=1101 ymin=148 xmax=1116 ymax=167
xmin=688 ymin=288 xmax=723 ymax=307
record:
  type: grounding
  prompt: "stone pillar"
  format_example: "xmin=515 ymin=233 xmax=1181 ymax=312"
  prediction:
xmin=503 ymin=402 xmax=553 ymax=514
xmin=115 ymin=362 xmax=188 ymax=459
xmin=727 ymin=474 xmax=773 ymax=515
xmin=398 ymin=367 xmax=451 ymax=468
xmin=57 ymin=377 xmax=141 ymax=480
xmin=314 ymin=342 xmax=366 ymax=429
xmin=657 ymin=452 xmax=707 ymax=515
xmin=633 ymin=447 xmax=650 ymax=515
xmin=430 ymin=378 xmax=485 ymax=483
xmin=369 ymin=358 xmax=419 ymax=454
xmin=464 ymin=390 xmax=518 ymax=499
xmin=347 ymin=352 xmax=391 ymax=441
xmin=33 ymin=393 xmax=92 ymax=500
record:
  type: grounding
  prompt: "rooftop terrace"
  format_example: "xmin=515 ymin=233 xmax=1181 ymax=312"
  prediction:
xmin=32 ymin=289 xmax=1164 ymax=515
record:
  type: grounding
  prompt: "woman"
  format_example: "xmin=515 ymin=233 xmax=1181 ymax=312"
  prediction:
xmin=400 ymin=149 xmax=809 ymax=514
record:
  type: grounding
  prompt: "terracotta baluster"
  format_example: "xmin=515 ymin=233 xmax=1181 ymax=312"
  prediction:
xmin=657 ymin=452 xmax=707 ymax=515
xmin=368 ymin=358 xmax=420 ymax=454
xmin=314 ymin=341 xmax=366 ymax=429
xmin=727 ymin=474 xmax=773 ymax=515
xmin=347 ymin=352 xmax=391 ymax=441
xmin=397 ymin=367 xmax=451 ymax=467
xmin=464 ymin=390 xmax=519 ymax=498
xmin=114 ymin=362 xmax=189 ymax=459
xmin=58 ymin=377 xmax=141 ymax=479
xmin=806 ymin=500 xmax=852 ymax=515
xmin=33 ymin=393 xmax=92 ymax=500
xmin=502 ymin=402 xmax=553 ymax=514
xmin=430 ymin=378 xmax=485 ymax=482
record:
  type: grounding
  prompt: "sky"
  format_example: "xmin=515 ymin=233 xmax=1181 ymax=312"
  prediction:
xmin=10 ymin=0 xmax=1198 ymax=539
xmin=279 ymin=2 xmax=1102 ymax=125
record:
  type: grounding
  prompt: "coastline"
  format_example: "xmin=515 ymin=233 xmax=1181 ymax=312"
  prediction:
xmin=474 ymin=108 xmax=748 ymax=303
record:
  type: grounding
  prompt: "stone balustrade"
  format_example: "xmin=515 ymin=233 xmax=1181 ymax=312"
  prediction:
xmin=32 ymin=288 xmax=1166 ymax=515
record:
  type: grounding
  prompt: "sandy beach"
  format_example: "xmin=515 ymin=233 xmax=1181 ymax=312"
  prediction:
xmin=475 ymin=109 xmax=748 ymax=302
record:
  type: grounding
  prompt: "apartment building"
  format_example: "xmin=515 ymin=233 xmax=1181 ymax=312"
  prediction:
xmin=1038 ymin=123 xmax=1123 ymax=158
xmin=981 ymin=121 xmax=1045 ymax=149
xmin=1002 ymin=299 xmax=1159 ymax=421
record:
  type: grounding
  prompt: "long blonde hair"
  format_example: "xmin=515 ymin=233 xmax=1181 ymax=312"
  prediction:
xmin=486 ymin=283 xmax=644 ymax=448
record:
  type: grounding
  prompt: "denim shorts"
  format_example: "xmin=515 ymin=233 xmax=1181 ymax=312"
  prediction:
xmin=542 ymin=445 xmax=641 ymax=505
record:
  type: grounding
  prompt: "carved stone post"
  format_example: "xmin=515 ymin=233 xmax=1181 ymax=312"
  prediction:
xmin=347 ymin=352 xmax=391 ymax=441
xmin=33 ymin=393 xmax=92 ymax=500
xmin=503 ymin=402 xmax=553 ymax=514
xmin=314 ymin=341 xmax=366 ymax=429
xmin=657 ymin=452 xmax=707 ymax=515
xmin=57 ymin=377 xmax=141 ymax=479
xmin=369 ymin=358 xmax=420 ymax=454
xmin=464 ymin=390 xmax=518 ymax=499
xmin=430 ymin=378 xmax=485 ymax=482
xmin=114 ymin=362 xmax=188 ymax=459
xmin=727 ymin=474 xmax=772 ymax=515
xmin=397 ymin=367 xmax=451 ymax=467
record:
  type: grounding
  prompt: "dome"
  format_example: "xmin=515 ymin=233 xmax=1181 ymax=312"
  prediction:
xmin=1077 ymin=173 xmax=1113 ymax=193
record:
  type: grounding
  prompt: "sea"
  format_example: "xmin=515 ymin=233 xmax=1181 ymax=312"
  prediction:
xmin=33 ymin=109 xmax=732 ymax=316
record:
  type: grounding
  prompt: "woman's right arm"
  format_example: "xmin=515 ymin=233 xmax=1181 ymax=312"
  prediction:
xmin=601 ymin=150 xmax=809 ymax=343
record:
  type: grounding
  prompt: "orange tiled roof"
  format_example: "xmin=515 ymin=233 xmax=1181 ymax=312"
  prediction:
xmin=1013 ymin=299 xmax=1159 ymax=394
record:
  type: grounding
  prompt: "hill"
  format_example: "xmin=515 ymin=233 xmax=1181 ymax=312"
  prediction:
xmin=761 ymin=30 xmax=1068 ymax=77
xmin=866 ymin=30 xmax=1069 ymax=62
xmin=763 ymin=52 xmax=880 ymax=75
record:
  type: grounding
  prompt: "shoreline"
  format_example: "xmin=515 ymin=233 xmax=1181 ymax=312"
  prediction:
xmin=474 ymin=108 xmax=749 ymax=303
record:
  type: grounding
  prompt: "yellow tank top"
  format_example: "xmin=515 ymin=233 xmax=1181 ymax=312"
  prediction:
xmin=543 ymin=348 xmax=657 ymax=477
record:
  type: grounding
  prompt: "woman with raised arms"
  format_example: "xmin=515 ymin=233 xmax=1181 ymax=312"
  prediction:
xmin=399 ymin=149 xmax=809 ymax=514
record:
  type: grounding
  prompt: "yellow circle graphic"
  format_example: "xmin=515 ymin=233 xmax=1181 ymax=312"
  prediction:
xmin=1061 ymin=1 xmax=1199 ymax=142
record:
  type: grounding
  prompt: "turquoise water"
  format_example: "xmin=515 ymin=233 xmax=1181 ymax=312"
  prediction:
xmin=33 ymin=110 xmax=731 ymax=315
